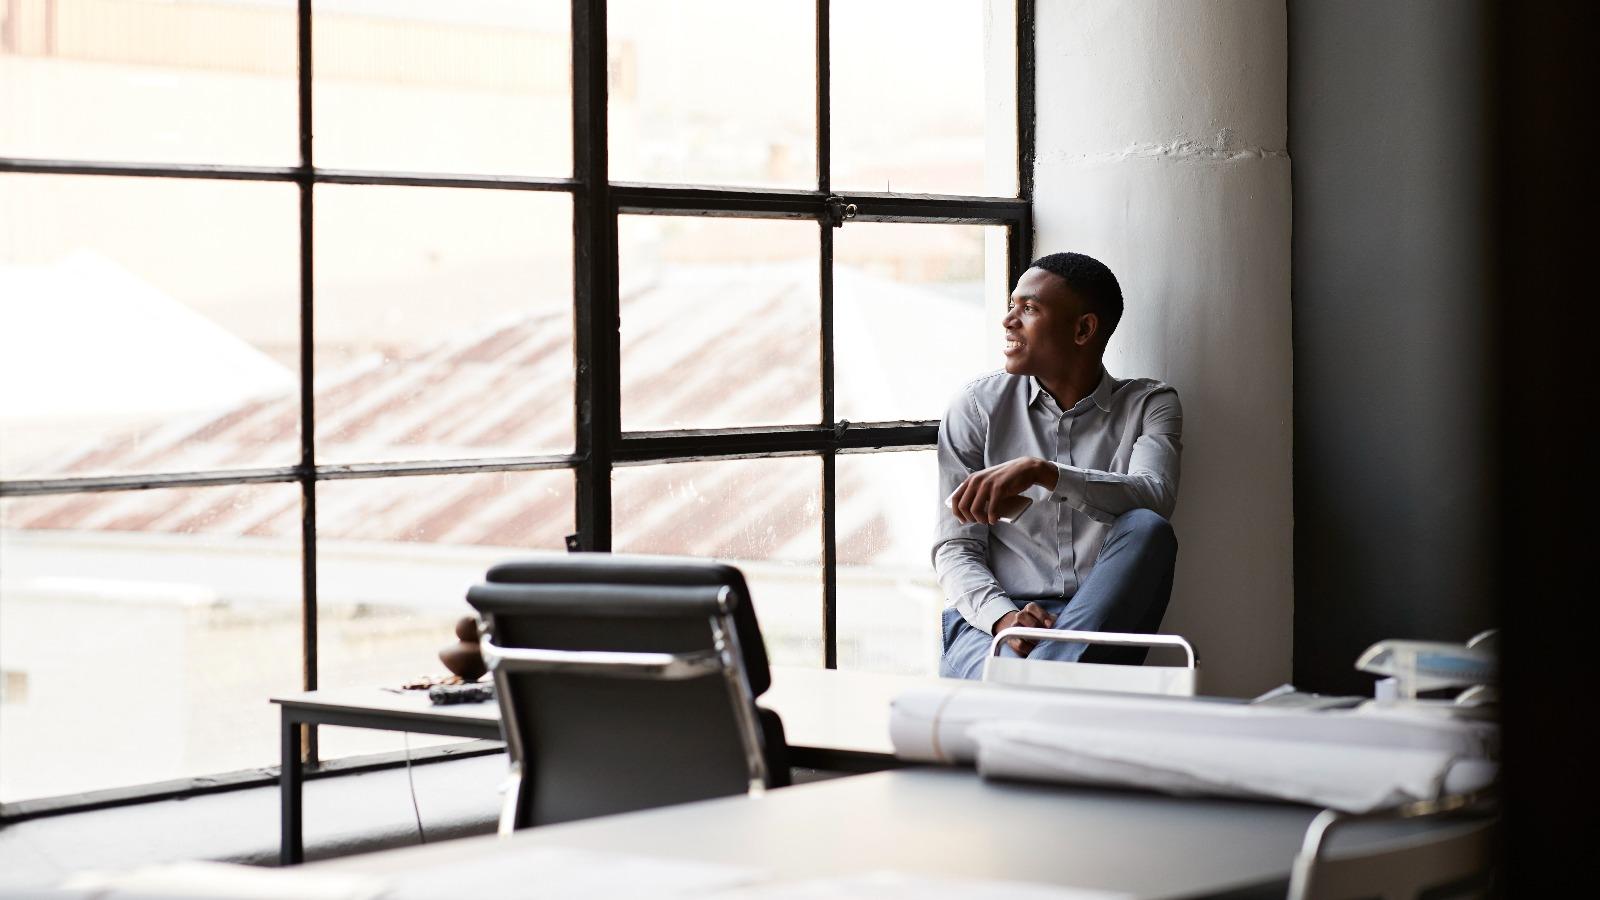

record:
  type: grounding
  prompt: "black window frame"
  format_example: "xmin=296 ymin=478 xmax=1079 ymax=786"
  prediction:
xmin=0 ymin=0 xmax=1035 ymax=821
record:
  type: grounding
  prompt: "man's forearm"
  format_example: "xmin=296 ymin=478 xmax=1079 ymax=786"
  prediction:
xmin=1050 ymin=465 xmax=1177 ymax=522
xmin=948 ymin=457 xmax=1059 ymax=525
xmin=1023 ymin=456 xmax=1173 ymax=517
xmin=933 ymin=538 xmax=1017 ymax=633
xmin=1050 ymin=427 xmax=1182 ymax=522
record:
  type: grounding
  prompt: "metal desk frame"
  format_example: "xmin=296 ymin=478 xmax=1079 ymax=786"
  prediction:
xmin=273 ymin=666 xmax=919 ymax=864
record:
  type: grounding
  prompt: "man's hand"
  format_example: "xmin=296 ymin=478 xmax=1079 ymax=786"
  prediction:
xmin=992 ymin=602 xmax=1057 ymax=656
xmin=949 ymin=457 xmax=1060 ymax=525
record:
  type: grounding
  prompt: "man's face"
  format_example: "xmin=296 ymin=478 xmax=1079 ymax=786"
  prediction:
xmin=1002 ymin=267 xmax=1091 ymax=376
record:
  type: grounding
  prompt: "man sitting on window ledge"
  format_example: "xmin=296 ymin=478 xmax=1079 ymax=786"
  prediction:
xmin=934 ymin=252 xmax=1182 ymax=680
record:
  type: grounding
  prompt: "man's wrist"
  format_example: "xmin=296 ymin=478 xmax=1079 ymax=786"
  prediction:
xmin=1032 ymin=457 xmax=1060 ymax=491
xmin=973 ymin=596 xmax=1018 ymax=635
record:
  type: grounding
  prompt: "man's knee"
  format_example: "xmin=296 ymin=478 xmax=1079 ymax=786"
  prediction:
xmin=1115 ymin=508 xmax=1176 ymax=556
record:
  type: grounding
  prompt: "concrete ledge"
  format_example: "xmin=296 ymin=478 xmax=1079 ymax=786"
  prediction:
xmin=0 ymin=754 xmax=506 ymax=889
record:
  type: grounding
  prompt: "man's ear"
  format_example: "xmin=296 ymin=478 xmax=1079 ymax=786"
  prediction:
xmin=1074 ymin=313 xmax=1100 ymax=347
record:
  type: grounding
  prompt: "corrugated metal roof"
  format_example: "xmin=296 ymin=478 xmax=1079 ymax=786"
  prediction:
xmin=9 ymin=262 xmax=972 ymax=566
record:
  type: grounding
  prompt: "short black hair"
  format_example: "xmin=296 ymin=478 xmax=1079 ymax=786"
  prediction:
xmin=1030 ymin=252 xmax=1124 ymax=343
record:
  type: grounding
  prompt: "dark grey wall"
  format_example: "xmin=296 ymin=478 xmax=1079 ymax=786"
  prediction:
xmin=1289 ymin=1 xmax=1496 ymax=693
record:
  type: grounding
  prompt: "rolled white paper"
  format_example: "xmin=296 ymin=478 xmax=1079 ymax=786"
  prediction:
xmin=890 ymin=683 xmax=1496 ymax=766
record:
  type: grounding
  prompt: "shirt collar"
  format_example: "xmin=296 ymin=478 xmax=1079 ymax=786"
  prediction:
xmin=1029 ymin=368 xmax=1115 ymax=414
xmin=1088 ymin=367 xmax=1115 ymax=412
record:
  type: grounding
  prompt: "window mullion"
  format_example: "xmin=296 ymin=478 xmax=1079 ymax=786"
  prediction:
xmin=818 ymin=0 xmax=838 ymax=668
xmin=295 ymin=0 xmax=319 ymax=769
xmin=573 ymin=0 xmax=616 ymax=551
xmin=1017 ymin=0 xmax=1037 ymax=204
xmin=817 ymin=0 xmax=831 ymax=195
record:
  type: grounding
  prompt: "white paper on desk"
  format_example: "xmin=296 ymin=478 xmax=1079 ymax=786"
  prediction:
xmin=889 ymin=684 xmax=1497 ymax=767
xmin=972 ymin=721 xmax=1496 ymax=813
xmin=63 ymin=860 xmax=386 ymax=899
xmin=379 ymin=846 xmax=765 ymax=900
xmin=710 ymin=870 xmax=1133 ymax=900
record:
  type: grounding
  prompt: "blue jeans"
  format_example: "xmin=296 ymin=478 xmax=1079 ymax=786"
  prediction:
xmin=938 ymin=508 xmax=1178 ymax=680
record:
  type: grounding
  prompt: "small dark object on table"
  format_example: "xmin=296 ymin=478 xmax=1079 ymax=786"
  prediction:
xmin=439 ymin=615 xmax=488 ymax=682
xmin=429 ymin=681 xmax=495 ymax=705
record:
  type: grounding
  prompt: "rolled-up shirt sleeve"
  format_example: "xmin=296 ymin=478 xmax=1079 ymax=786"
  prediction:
xmin=1050 ymin=388 xmax=1183 ymax=523
xmin=931 ymin=389 xmax=1017 ymax=633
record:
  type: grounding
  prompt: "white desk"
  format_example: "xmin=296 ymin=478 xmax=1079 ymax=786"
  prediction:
xmin=317 ymin=766 xmax=1445 ymax=899
xmin=271 ymin=666 xmax=941 ymax=863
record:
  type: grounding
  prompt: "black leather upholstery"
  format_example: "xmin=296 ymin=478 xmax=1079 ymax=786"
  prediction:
xmin=484 ymin=554 xmax=773 ymax=695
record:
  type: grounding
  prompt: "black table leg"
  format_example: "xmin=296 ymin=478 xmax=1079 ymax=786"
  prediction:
xmin=281 ymin=709 xmax=303 ymax=865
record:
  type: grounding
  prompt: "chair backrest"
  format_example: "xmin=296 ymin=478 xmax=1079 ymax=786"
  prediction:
xmin=468 ymin=554 xmax=775 ymax=832
xmin=485 ymin=554 xmax=773 ymax=695
xmin=983 ymin=627 xmax=1199 ymax=696
xmin=1288 ymin=809 xmax=1497 ymax=900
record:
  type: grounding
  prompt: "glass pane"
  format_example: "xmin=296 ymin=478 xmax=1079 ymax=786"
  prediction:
xmin=315 ymin=469 xmax=572 ymax=760
xmin=836 ymin=450 xmax=943 ymax=675
xmin=834 ymin=222 xmax=1004 ymax=422
xmin=1 ymin=175 xmax=300 ymax=479
xmin=618 ymin=216 xmax=819 ymax=431
xmin=0 ymin=0 xmax=298 ymax=165
xmin=832 ymin=1 xmax=1017 ymax=196
xmin=610 ymin=0 xmax=815 ymax=188
xmin=0 ymin=484 xmax=302 ymax=803
xmin=612 ymin=458 xmax=822 ymax=667
xmin=313 ymin=1 xmax=571 ymax=176
xmin=314 ymin=185 xmax=573 ymax=464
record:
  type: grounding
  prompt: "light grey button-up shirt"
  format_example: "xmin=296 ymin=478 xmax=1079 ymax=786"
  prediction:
xmin=932 ymin=368 xmax=1183 ymax=633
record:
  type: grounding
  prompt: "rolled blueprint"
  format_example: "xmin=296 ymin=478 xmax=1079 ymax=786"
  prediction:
xmin=889 ymin=683 xmax=1497 ymax=765
xmin=889 ymin=683 xmax=1497 ymax=812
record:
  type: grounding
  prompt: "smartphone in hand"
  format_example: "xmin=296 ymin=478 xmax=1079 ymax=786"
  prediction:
xmin=945 ymin=488 xmax=1032 ymax=524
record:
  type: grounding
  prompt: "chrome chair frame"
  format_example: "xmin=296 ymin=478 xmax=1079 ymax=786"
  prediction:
xmin=1288 ymin=792 xmax=1497 ymax=900
xmin=479 ymin=585 xmax=770 ymax=836
xmin=983 ymin=627 xmax=1199 ymax=695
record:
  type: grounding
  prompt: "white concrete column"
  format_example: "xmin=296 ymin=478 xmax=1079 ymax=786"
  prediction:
xmin=1032 ymin=0 xmax=1292 ymax=697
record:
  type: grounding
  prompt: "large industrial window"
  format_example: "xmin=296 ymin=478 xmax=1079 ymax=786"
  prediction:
xmin=0 ymin=0 xmax=1033 ymax=816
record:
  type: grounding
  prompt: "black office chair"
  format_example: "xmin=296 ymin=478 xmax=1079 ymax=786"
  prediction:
xmin=467 ymin=553 xmax=791 ymax=833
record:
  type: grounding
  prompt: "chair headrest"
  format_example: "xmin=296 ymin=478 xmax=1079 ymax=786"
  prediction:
xmin=477 ymin=554 xmax=773 ymax=696
xmin=467 ymin=582 xmax=727 ymax=618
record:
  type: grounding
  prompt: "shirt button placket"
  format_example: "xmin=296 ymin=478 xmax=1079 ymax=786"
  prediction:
xmin=1059 ymin=412 xmax=1075 ymax=596
xmin=1046 ymin=405 xmax=1061 ymax=585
